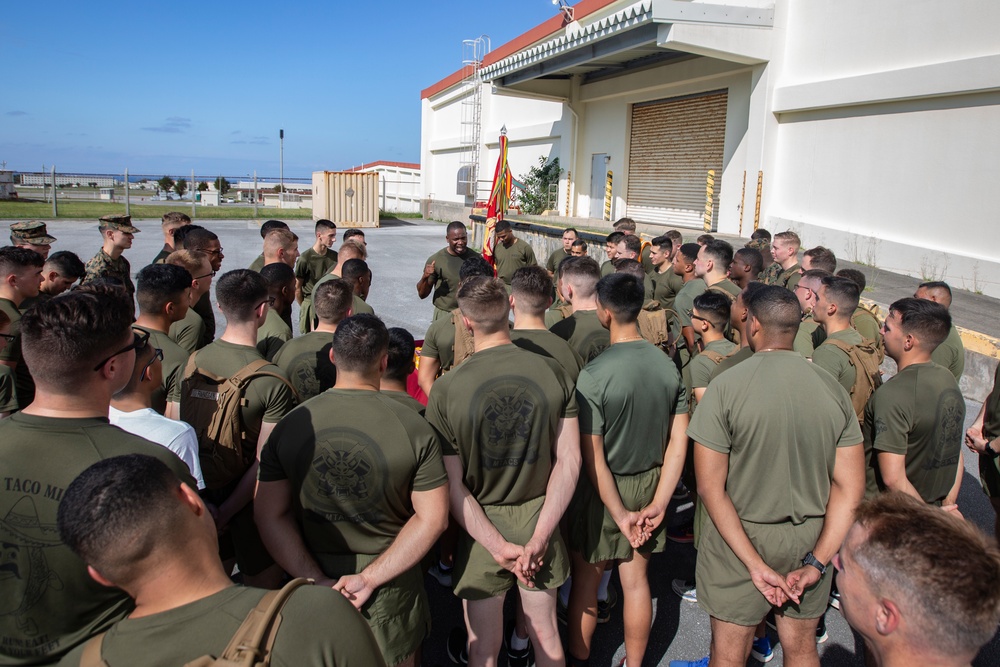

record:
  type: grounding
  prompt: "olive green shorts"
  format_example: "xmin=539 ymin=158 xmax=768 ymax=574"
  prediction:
xmin=298 ymin=297 xmax=315 ymax=333
xmin=318 ymin=553 xmax=430 ymax=667
xmin=566 ymin=468 xmax=665 ymax=563
xmin=204 ymin=487 xmax=275 ymax=577
xmin=979 ymin=449 xmax=1000 ymax=498
xmin=454 ymin=495 xmax=570 ymax=600
xmin=696 ymin=516 xmax=831 ymax=626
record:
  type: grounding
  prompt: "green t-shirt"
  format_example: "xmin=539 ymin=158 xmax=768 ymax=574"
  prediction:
xmin=984 ymin=361 xmax=1000 ymax=441
xmin=249 ymin=254 xmax=265 ymax=273
xmin=272 ymin=331 xmax=336 ymax=403
xmin=709 ymin=345 xmax=753 ymax=381
xmin=545 ymin=248 xmax=569 ymax=274
xmin=352 ymin=294 xmax=374 ymax=316
xmin=151 ymin=246 xmax=171 ymax=265
xmin=135 ymin=326 xmax=189 ymax=413
xmin=381 ymin=390 xmax=426 ymax=417
xmin=577 ymin=340 xmax=688 ymax=475
xmin=0 ymin=298 xmax=33 ymax=410
xmin=259 ymin=389 xmax=447 ymax=557
xmin=794 ymin=317 xmax=823 ymax=357
xmin=493 ymin=238 xmax=537 ymax=286
xmin=55 ymin=585 xmax=384 ymax=667
xmin=688 ymin=351 xmax=862 ymax=523
xmin=600 ymin=260 xmax=614 ymax=277
xmin=188 ymin=340 xmax=296 ymax=456
xmin=424 ymin=247 xmax=477 ymax=312
xmin=650 ymin=269 xmax=683 ymax=312
xmin=420 ymin=312 xmax=456 ymax=371
xmin=690 ymin=338 xmax=739 ymax=390
xmin=812 ymin=328 xmax=864 ymax=395
xmin=931 ymin=325 xmax=964 ymax=382
xmin=0 ymin=364 xmax=16 ymax=413
xmin=852 ymin=306 xmax=882 ymax=345
xmin=425 ymin=344 xmax=578 ymax=506
xmin=191 ymin=291 xmax=216 ymax=348
xmin=549 ymin=309 xmax=610 ymax=364
xmin=862 ymin=362 xmax=964 ymax=503
xmin=706 ymin=278 xmax=741 ymax=299
xmin=674 ymin=278 xmax=707 ymax=328
xmin=295 ymin=248 xmax=338 ymax=299
xmin=168 ymin=307 xmax=206 ymax=354
xmin=640 ymin=243 xmax=654 ymax=274
xmin=257 ymin=309 xmax=293 ymax=362
xmin=0 ymin=413 xmax=196 ymax=665
xmin=511 ymin=328 xmax=584 ymax=382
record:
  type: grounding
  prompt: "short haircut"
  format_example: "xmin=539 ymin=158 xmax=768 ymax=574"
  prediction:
xmin=343 ymin=229 xmax=366 ymax=243
xmin=800 ymin=268 xmax=832 ymax=285
xmin=315 ymin=219 xmax=336 ymax=233
xmin=693 ymin=291 xmax=732 ymax=327
xmin=511 ymin=266 xmax=553 ymax=313
xmin=851 ymin=492 xmax=1000 ymax=658
xmin=136 ymin=264 xmax=192 ymax=316
xmin=20 ymin=285 xmax=134 ymax=385
xmin=313 ymin=279 xmax=353 ymax=324
xmin=665 ymin=230 xmax=683 ymax=247
xmin=558 ymin=256 xmax=601 ymax=298
xmin=457 ymin=276 xmax=509 ymax=334
xmin=172 ymin=224 xmax=197 ymax=248
xmin=596 ymin=273 xmax=643 ymax=322
xmin=820 ymin=275 xmax=860 ymax=314
xmin=837 ymin=268 xmax=867 ymax=292
xmin=260 ymin=219 xmax=288 ymax=239
xmin=606 ymin=231 xmax=625 ymax=245
xmin=446 ymin=221 xmax=467 ymax=235
xmin=916 ymin=281 xmax=953 ymax=308
xmin=773 ymin=230 xmax=801 ymax=250
xmin=58 ymin=454 xmax=185 ymax=587
xmin=259 ymin=262 xmax=295 ymax=289
xmin=341 ymin=259 xmax=370 ymax=284
xmin=750 ymin=228 xmax=771 ymax=241
xmin=804 ymin=246 xmax=837 ymax=273
xmin=459 ymin=255 xmax=494 ymax=281
xmin=385 ymin=327 xmax=416 ymax=382
xmin=44 ymin=250 xmax=86 ymax=280
xmin=338 ymin=239 xmax=367 ymax=261
xmin=734 ymin=247 xmax=764 ymax=276
xmin=563 ymin=227 xmax=579 ymax=238
xmin=744 ymin=284 xmax=802 ymax=337
xmin=741 ymin=280 xmax=768 ymax=303
xmin=612 ymin=258 xmax=644 ymax=281
xmin=0 ymin=246 xmax=44 ymax=276
xmin=181 ymin=226 xmax=219 ymax=251
xmin=697 ymin=234 xmax=715 ymax=245
xmin=161 ymin=211 xmax=190 ymax=227
xmin=888 ymin=297 xmax=951 ymax=349
xmin=215 ymin=269 xmax=267 ymax=323
xmin=570 ymin=239 xmax=587 ymax=251
xmin=495 ymin=220 xmax=512 ymax=233
xmin=620 ymin=235 xmax=642 ymax=256
xmin=165 ymin=249 xmax=207 ymax=276
xmin=702 ymin=239 xmax=734 ymax=269
xmin=678 ymin=243 xmax=701 ymax=263
xmin=332 ymin=313 xmax=388 ymax=373
xmin=651 ymin=235 xmax=673 ymax=252
xmin=262 ymin=228 xmax=298 ymax=256
xmin=613 ymin=217 xmax=636 ymax=232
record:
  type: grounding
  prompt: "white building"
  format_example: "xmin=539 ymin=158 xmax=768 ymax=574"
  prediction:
xmin=421 ymin=0 xmax=1000 ymax=296
xmin=345 ymin=161 xmax=422 ymax=214
xmin=18 ymin=173 xmax=119 ymax=188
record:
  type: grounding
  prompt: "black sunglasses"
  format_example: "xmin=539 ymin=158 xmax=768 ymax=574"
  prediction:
xmin=140 ymin=348 xmax=164 ymax=380
xmin=93 ymin=329 xmax=150 ymax=371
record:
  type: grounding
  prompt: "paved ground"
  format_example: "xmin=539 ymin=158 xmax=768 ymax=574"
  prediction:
xmin=36 ymin=217 xmax=1000 ymax=666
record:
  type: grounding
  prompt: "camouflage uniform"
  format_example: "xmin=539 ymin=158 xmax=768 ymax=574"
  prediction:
xmin=82 ymin=215 xmax=140 ymax=296
xmin=762 ymin=262 xmax=801 ymax=291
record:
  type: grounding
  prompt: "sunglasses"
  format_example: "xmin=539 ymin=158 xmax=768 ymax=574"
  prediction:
xmin=93 ymin=328 xmax=150 ymax=371
xmin=140 ymin=348 xmax=164 ymax=380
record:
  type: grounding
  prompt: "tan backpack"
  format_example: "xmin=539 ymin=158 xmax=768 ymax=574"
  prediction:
xmin=79 ymin=579 xmax=311 ymax=667
xmin=821 ymin=337 xmax=883 ymax=421
xmin=451 ymin=308 xmax=476 ymax=369
xmin=637 ymin=306 xmax=679 ymax=356
xmin=850 ymin=305 xmax=885 ymax=363
xmin=181 ymin=353 xmax=297 ymax=491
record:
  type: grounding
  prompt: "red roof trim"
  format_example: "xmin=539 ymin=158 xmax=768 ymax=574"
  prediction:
xmin=344 ymin=161 xmax=421 ymax=172
xmin=420 ymin=0 xmax=622 ymax=100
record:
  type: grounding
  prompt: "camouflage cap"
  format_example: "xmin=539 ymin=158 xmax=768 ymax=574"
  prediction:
xmin=9 ymin=220 xmax=57 ymax=245
xmin=98 ymin=214 xmax=140 ymax=234
xmin=746 ymin=238 xmax=769 ymax=251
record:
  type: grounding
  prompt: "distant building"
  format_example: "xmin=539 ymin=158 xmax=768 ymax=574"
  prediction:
xmin=18 ymin=173 xmax=119 ymax=188
xmin=0 ymin=171 xmax=16 ymax=200
xmin=345 ymin=161 xmax=421 ymax=214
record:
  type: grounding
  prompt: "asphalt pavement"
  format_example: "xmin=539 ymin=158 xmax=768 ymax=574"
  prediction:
xmin=32 ymin=217 xmax=1000 ymax=666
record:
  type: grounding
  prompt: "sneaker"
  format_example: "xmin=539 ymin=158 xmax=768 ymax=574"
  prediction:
xmin=446 ymin=626 xmax=468 ymax=665
xmin=751 ymin=635 xmax=774 ymax=663
xmin=666 ymin=523 xmax=695 ymax=544
xmin=428 ymin=562 xmax=453 ymax=587
xmin=816 ymin=613 xmax=828 ymax=644
xmin=672 ymin=481 xmax=690 ymax=500
xmin=829 ymin=589 xmax=841 ymax=610
xmin=597 ymin=585 xmax=618 ymax=624
xmin=671 ymin=578 xmax=697 ymax=603
xmin=504 ymin=620 xmax=533 ymax=667
xmin=669 ymin=658 xmax=709 ymax=667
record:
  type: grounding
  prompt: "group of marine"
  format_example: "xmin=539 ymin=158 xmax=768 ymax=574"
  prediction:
xmin=0 ymin=213 xmax=997 ymax=667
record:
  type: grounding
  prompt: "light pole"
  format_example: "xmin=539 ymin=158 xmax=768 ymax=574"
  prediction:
xmin=279 ymin=129 xmax=284 ymax=206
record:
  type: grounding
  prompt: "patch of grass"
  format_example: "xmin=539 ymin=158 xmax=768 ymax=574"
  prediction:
xmin=0 ymin=200 xmax=313 ymax=220
xmin=379 ymin=211 xmax=422 ymax=219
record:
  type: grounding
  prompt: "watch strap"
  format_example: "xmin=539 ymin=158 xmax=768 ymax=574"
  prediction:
xmin=803 ymin=551 xmax=827 ymax=575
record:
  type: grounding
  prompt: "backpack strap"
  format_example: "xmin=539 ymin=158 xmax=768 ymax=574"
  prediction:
xmin=207 ymin=578 xmax=312 ymax=667
xmin=230 ymin=359 xmax=300 ymax=403
xmin=706 ymin=284 xmax=737 ymax=303
xmin=78 ymin=633 xmax=108 ymax=667
xmin=821 ymin=337 xmax=855 ymax=360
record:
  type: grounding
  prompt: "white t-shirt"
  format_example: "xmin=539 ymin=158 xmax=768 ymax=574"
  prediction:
xmin=109 ymin=406 xmax=206 ymax=489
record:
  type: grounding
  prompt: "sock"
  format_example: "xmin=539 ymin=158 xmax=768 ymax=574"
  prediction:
xmin=510 ymin=628 xmax=529 ymax=651
xmin=597 ymin=569 xmax=612 ymax=602
xmin=559 ymin=579 xmax=571 ymax=607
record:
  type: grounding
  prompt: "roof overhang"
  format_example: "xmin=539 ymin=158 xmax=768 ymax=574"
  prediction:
xmin=480 ymin=0 xmax=773 ymax=90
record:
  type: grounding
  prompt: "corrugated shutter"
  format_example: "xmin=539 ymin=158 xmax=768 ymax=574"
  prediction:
xmin=626 ymin=90 xmax=727 ymax=230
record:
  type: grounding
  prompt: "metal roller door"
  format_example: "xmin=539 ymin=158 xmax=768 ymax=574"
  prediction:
xmin=626 ymin=90 xmax=727 ymax=230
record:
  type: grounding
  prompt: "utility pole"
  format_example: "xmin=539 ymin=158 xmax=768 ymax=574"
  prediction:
xmin=253 ymin=170 xmax=258 ymax=218
xmin=51 ymin=166 xmax=57 ymax=217
xmin=124 ymin=168 xmax=130 ymax=216
xmin=279 ymin=129 xmax=284 ymax=205
xmin=191 ymin=169 xmax=196 ymax=218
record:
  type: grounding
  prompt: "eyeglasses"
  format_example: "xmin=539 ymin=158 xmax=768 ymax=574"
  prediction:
xmin=195 ymin=270 xmax=216 ymax=279
xmin=256 ymin=296 xmax=276 ymax=309
xmin=140 ymin=348 xmax=164 ymax=381
xmin=93 ymin=328 xmax=150 ymax=371
xmin=0 ymin=333 xmax=15 ymax=344
xmin=691 ymin=314 xmax=716 ymax=328
xmin=199 ymin=247 xmax=224 ymax=256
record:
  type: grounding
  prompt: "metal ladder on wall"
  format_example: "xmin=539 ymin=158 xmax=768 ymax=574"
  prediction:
xmin=458 ymin=36 xmax=489 ymax=204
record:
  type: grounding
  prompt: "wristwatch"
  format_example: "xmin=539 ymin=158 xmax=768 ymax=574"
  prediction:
xmin=802 ymin=551 xmax=827 ymax=575
xmin=985 ymin=440 xmax=1000 ymax=459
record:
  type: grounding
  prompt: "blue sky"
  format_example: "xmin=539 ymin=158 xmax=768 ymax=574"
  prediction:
xmin=1 ymin=1 xmax=563 ymax=179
